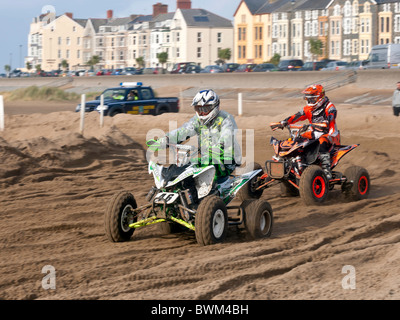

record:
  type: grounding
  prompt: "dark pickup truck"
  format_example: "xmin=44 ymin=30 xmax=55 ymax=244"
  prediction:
xmin=75 ymin=82 xmax=180 ymax=116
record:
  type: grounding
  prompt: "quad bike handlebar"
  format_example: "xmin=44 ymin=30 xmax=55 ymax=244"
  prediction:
xmin=270 ymin=122 xmax=327 ymax=134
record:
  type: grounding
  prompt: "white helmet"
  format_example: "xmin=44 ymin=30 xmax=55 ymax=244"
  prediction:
xmin=191 ymin=89 xmax=220 ymax=125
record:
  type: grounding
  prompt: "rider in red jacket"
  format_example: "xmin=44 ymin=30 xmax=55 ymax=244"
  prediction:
xmin=281 ymin=84 xmax=340 ymax=180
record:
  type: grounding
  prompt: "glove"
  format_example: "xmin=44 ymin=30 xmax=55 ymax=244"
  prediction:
xmin=146 ymin=136 xmax=169 ymax=152
xmin=302 ymin=124 xmax=310 ymax=132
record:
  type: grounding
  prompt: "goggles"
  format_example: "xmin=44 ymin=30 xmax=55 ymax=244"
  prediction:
xmin=194 ymin=105 xmax=213 ymax=116
xmin=304 ymin=95 xmax=318 ymax=104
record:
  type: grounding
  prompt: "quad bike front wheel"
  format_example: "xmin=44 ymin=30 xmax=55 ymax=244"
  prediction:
xmin=243 ymin=199 xmax=273 ymax=239
xmin=237 ymin=162 xmax=264 ymax=201
xmin=104 ymin=191 xmax=137 ymax=242
xmin=342 ymin=166 xmax=370 ymax=201
xmin=195 ymin=196 xmax=228 ymax=246
xmin=299 ymin=165 xmax=329 ymax=205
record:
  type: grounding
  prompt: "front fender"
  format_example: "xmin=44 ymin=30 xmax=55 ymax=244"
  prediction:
xmin=194 ymin=166 xmax=216 ymax=199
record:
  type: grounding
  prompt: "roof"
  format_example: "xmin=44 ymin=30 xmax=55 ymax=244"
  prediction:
xmin=130 ymin=15 xmax=153 ymax=24
xmin=256 ymin=0 xmax=292 ymax=14
xmin=152 ymin=12 xmax=174 ymax=22
xmin=105 ymin=17 xmax=134 ymax=26
xmin=89 ymin=19 xmax=109 ymax=32
xmin=244 ymin=0 xmax=270 ymax=14
xmin=289 ymin=0 xmax=331 ymax=11
xmin=180 ymin=9 xmax=232 ymax=28
xmin=375 ymin=0 xmax=398 ymax=3
xmin=73 ymin=19 xmax=88 ymax=28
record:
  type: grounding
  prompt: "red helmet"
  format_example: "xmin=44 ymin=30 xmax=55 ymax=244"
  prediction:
xmin=302 ymin=84 xmax=325 ymax=110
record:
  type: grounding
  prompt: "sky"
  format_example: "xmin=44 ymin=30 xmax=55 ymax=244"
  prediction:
xmin=0 ymin=0 xmax=238 ymax=73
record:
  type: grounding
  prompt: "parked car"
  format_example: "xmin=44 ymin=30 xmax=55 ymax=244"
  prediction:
xmin=97 ymin=69 xmax=112 ymax=76
xmin=200 ymin=65 xmax=224 ymax=73
xmin=222 ymin=63 xmax=240 ymax=72
xmin=142 ymin=67 xmax=167 ymax=74
xmin=346 ymin=60 xmax=367 ymax=71
xmin=253 ymin=63 xmax=278 ymax=72
xmin=277 ymin=59 xmax=304 ymax=71
xmin=170 ymin=62 xmax=197 ymax=74
xmin=182 ymin=64 xmax=201 ymax=73
xmin=112 ymin=69 xmax=124 ymax=75
xmin=234 ymin=63 xmax=256 ymax=72
xmin=0 ymin=73 xmax=6 ymax=78
xmin=121 ymin=67 xmax=139 ymax=75
xmin=363 ymin=43 xmax=400 ymax=69
xmin=319 ymin=59 xmax=336 ymax=69
xmin=300 ymin=61 xmax=325 ymax=71
xmin=75 ymin=82 xmax=180 ymax=116
xmin=321 ymin=61 xmax=348 ymax=71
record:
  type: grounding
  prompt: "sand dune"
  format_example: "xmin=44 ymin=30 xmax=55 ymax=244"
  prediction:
xmin=0 ymin=88 xmax=400 ymax=300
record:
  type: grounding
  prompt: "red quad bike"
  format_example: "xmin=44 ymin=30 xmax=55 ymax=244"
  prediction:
xmin=254 ymin=122 xmax=370 ymax=205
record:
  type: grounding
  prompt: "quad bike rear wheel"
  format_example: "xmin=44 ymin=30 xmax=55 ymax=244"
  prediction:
xmin=342 ymin=166 xmax=370 ymax=201
xmin=104 ymin=191 xmax=137 ymax=242
xmin=243 ymin=199 xmax=273 ymax=239
xmin=195 ymin=196 xmax=228 ymax=246
xmin=237 ymin=162 xmax=264 ymax=201
xmin=299 ymin=165 xmax=329 ymax=205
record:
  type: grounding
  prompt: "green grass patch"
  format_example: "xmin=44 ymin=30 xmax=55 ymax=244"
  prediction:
xmin=1 ymin=86 xmax=101 ymax=102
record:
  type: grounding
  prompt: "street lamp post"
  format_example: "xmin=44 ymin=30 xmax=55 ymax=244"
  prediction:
xmin=19 ymin=45 xmax=23 ymax=69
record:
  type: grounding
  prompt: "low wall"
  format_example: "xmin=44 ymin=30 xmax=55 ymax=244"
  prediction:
xmin=0 ymin=69 xmax=399 ymax=92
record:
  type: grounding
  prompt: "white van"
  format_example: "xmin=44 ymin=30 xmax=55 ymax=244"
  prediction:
xmin=364 ymin=44 xmax=400 ymax=69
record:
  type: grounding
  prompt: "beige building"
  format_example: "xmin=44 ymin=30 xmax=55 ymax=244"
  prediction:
xmin=40 ymin=14 xmax=87 ymax=71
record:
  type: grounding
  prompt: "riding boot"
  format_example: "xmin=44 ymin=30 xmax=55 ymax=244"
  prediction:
xmin=320 ymin=153 xmax=332 ymax=180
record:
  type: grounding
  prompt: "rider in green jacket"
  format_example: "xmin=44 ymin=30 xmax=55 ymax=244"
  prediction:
xmin=147 ymin=89 xmax=242 ymax=181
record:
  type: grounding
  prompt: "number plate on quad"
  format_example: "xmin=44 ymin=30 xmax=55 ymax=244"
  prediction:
xmin=154 ymin=192 xmax=179 ymax=204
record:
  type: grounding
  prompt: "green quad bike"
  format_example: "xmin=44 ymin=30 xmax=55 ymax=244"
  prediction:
xmin=104 ymin=143 xmax=273 ymax=246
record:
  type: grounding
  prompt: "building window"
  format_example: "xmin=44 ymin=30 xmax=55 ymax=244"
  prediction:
xmin=66 ymin=37 xmax=70 ymax=45
xmin=381 ymin=17 xmax=384 ymax=33
xmin=197 ymin=47 xmax=201 ymax=58
xmin=197 ymin=32 xmax=202 ymax=43
xmin=238 ymin=28 xmax=242 ymax=41
xmin=238 ymin=46 xmax=242 ymax=59
xmin=176 ymin=32 xmax=180 ymax=42
xmin=120 ymin=51 xmax=124 ymax=60
xmin=77 ymin=50 xmax=80 ymax=59
xmin=352 ymin=40 xmax=358 ymax=55
xmin=58 ymin=37 xmax=62 ymax=45
xmin=77 ymin=37 xmax=81 ymax=45
xmin=344 ymin=18 xmax=351 ymax=34
xmin=217 ymin=32 xmax=222 ymax=43
xmin=58 ymin=50 xmax=61 ymax=58
xmin=176 ymin=47 xmax=180 ymax=58
xmin=387 ymin=17 xmax=390 ymax=33
xmin=343 ymin=40 xmax=350 ymax=56
xmin=120 ymin=37 xmax=124 ymax=46
xmin=305 ymin=21 xmax=311 ymax=36
xmin=334 ymin=5 xmax=340 ymax=16
xmin=344 ymin=1 xmax=351 ymax=17
xmin=395 ymin=16 xmax=400 ymax=32
xmin=66 ymin=50 xmax=70 ymax=59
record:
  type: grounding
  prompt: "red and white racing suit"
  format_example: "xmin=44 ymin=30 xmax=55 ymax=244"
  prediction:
xmin=284 ymin=97 xmax=340 ymax=153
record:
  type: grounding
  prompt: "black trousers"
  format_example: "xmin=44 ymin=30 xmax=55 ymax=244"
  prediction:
xmin=394 ymin=106 xmax=400 ymax=117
